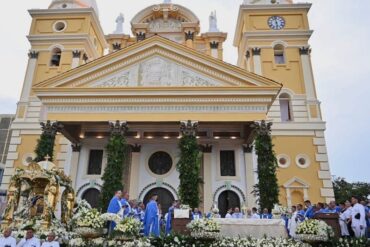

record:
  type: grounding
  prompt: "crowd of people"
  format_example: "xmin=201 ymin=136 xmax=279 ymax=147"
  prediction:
xmin=288 ymin=196 xmax=370 ymax=239
xmin=107 ymin=191 xmax=370 ymax=239
xmin=0 ymin=228 xmax=59 ymax=247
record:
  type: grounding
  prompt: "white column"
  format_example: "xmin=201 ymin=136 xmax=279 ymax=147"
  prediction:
xmin=19 ymin=51 xmax=38 ymax=102
xmin=303 ymin=188 xmax=309 ymax=201
xmin=246 ymin=50 xmax=251 ymax=72
xmin=203 ymin=148 xmax=213 ymax=212
xmin=252 ymin=48 xmax=262 ymax=75
xmin=129 ymin=148 xmax=141 ymax=200
xmin=300 ymin=47 xmax=316 ymax=100
xmin=244 ymin=145 xmax=256 ymax=207
xmin=286 ymin=188 xmax=292 ymax=208
xmin=210 ymin=42 xmax=219 ymax=59
xmin=70 ymin=144 xmax=81 ymax=189
xmin=71 ymin=50 xmax=81 ymax=69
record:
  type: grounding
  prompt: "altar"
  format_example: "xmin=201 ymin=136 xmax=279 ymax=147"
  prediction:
xmin=214 ymin=218 xmax=288 ymax=239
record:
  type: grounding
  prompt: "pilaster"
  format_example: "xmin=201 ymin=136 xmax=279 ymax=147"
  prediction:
xmin=129 ymin=145 xmax=141 ymax=199
xmin=252 ymin=48 xmax=262 ymax=75
xmin=71 ymin=50 xmax=81 ymax=69
xmin=202 ymin=145 xmax=213 ymax=213
xmin=243 ymin=145 xmax=256 ymax=207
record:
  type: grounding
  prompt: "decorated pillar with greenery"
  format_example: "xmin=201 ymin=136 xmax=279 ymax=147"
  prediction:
xmin=34 ymin=120 xmax=63 ymax=162
xmin=252 ymin=120 xmax=279 ymax=210
xmin=99 ymin=121 xmax=128 ymax=211
xmin=177 ymin=120 xmax=202 ymax=209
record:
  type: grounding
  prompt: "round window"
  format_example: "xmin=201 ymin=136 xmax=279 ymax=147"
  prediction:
xmin=296 ymin=154 xmax=311 ymax=168
xmin=148 ymin=151 xmax=173 ymax=175
xmin=54 ymin=21 xmax=66 ymax=32
xmin=277 ymin=154 xmax=290 ymax=168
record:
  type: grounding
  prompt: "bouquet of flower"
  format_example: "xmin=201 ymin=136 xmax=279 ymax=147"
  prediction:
xmin=100 ymin=213 xmax=122 ymax=224
xmin=114 ymin=217 xmax=142 ymax=238
xmin=76 ymin=209 xmax=105 ymax=229
xmin=296 ymin=219 xmax=333 ymax=242
xmin=187 ymin=218 xmax=220 ymax=239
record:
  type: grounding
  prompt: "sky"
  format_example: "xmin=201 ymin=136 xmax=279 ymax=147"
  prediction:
xmin=0 ymin=0 xmax=369 ymax=182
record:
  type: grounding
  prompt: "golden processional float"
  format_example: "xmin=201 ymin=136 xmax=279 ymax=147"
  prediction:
xmin=1 ymin=157 xmax=75 ymax=230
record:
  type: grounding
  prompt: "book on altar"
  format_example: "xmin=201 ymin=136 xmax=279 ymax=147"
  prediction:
xmin=174 ymin=209 xmax=190 ymax=218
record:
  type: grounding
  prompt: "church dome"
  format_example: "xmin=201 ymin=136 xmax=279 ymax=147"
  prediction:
xmin=49 ymin=0 xmax=99 ymax=16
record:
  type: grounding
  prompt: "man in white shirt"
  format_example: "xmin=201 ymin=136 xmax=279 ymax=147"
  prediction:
xmin=351 ymin=196 xmax=366 ymax=237
xmin=251 ymin=207 xmax=260 ymax=219
xmin=232 ymin=207 xmax=244 ymax=219
xmin=16 ymin=229 xmax=40 ymax=247
xmin=225 ymin=208 xmax=233 ymax=218
xmin=0 ymin=228 xmax=16 ymax=247
xmin=40 ymin=232 xmax=59 ymax=247
xmin=339 ymin=200 xmax=352 ymax=237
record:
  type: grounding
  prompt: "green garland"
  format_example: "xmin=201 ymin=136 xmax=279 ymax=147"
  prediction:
xmin=252 ymin=121 xmax=279 ymax=210
xmin=177 ymin=135 xmax=202 ymax=209
xmin=99 ymin=122 xmax=128 ymax=211
xmin=34 ymin=121 xmax=60 ymax=162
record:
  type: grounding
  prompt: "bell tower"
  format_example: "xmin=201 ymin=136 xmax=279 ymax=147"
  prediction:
xmin=234 ymin=0 xmax=335 ymax=205
xmin=17 ymin=0 xmax=107 ymax=118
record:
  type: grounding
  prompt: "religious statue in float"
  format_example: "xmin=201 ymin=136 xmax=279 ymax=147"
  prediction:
xmin=1 ymin=158 xmax=75 ymax=230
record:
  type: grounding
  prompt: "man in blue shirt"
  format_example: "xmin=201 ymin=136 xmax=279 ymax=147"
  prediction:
xmin=165 ymin=200 xmax=179 ymax=235
xmin=323 ymin=200 xmax=339 ymax=213
xmin=107 ymin=190 xmax=122 ymax=231
xmin=120 ymin=192 xmax=132 ymax=218
xmin=260 ymin=208 xmax=272 ymax=219
xmin=304 ymin=200 xmax=315 ymax=219
xmin=192 ymin=207 xmax=203 ymax=220
xmin=144 ymin=194 xmax=160 ymax=237
xmin=232 ymin=207 xmax=244 ymax=219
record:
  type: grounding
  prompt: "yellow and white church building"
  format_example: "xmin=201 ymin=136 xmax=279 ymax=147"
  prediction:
xmin=1 ymin=0 xmax=335 ymax=215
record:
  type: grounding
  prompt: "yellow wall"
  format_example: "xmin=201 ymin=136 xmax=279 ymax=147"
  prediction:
xmin=273 ymin=136 xmax=325 ymax=205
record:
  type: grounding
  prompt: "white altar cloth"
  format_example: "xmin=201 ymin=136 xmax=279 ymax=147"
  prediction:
xmin=214 ymin=218 xmax=288 ymax=238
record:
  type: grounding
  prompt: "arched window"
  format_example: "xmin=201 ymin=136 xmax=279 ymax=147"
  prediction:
xmin=279 ymin=93 xmax=293 ymax=122
xmin=274 ymin=44 xmax=285 ymax=64
xmin=50 ymin=47 xmax=62 ymax=66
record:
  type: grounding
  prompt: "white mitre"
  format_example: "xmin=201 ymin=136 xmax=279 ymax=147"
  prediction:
xmin=243 ymin=0 xmax=293 ymax=4
xmin=49 ymin=0 xmax=99 ymax=16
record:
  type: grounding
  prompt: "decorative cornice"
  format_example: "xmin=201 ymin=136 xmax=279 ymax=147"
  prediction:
xmin=180 ymin=120 xmax=198 ymax=136
xmin=109 ymin=120 xmax=128 ymax=136
xmin=72 ymin=50 xmax=81 ymax=58
xmin=299 ymin=47 xmax=311 ymax=55
xmin=185 ymin=31 xmax=195 ymax=41
xmin=200 ymin=144 xmax=213 ymax=153
xmin=46 ymin=105 xmax=267 ymax=114
xmin=112 ymin=43 xmax=122 ymax=51
xmin=252 ymin=48 xmax=261 ymax=56
xmin=136 ymin=32 xmax=146 ymax=41
xmin=130 ymin=144 xmax=141 ymax=153
xmin=210 ymin=41 xmax=219 ymax=49
xmin=28 ymin=51 xmax=39 ymax=59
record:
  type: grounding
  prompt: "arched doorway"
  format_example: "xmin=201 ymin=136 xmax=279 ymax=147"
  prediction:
xmin=82 ymin=188 xmax=101 ymax=209
xmin=218 ymin=190 xmax=240 ymax=218
xmin=143 ymin=188 xmax=175 ymax=215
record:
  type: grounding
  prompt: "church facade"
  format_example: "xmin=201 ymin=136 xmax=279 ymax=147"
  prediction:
xmin=1 ymin=0 xmax=334 ymax=214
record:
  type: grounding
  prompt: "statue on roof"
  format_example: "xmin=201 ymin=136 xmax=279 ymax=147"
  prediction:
xmin=114 ymin=13 xmax=125 ymax=34
xmin=208 ymin=11 xmax=219 ymax=32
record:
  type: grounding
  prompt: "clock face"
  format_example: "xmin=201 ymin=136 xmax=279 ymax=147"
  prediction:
xmin=268 ymin=16 xmax=286 ymax=30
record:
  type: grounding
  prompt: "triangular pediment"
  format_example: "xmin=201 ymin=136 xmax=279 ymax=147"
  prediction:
xmin=34 ymin=36 xmax=281 ymax=89
xmin=284 ymin=177 xmax=310 ymax=189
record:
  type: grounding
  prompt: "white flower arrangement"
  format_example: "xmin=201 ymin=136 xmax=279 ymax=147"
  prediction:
xmin=100 ymin=212 xmax=122 ymax=223
xmin=296 ymin=219 xmax=333 ymax=242
xmin=211 ymin=237 xmax=310 ymax=247
xmin=106 ymin=239 xmax=151 ymax=247
xmin=114 ymin=217 xmax=142 ymax=238
xmin=75 ymin=208 xmax=105 ymax=229
xmin=69 ymin=237 xmax=86 ymax=247
xmin=187 ymin=218 xmax=220 ymax=239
